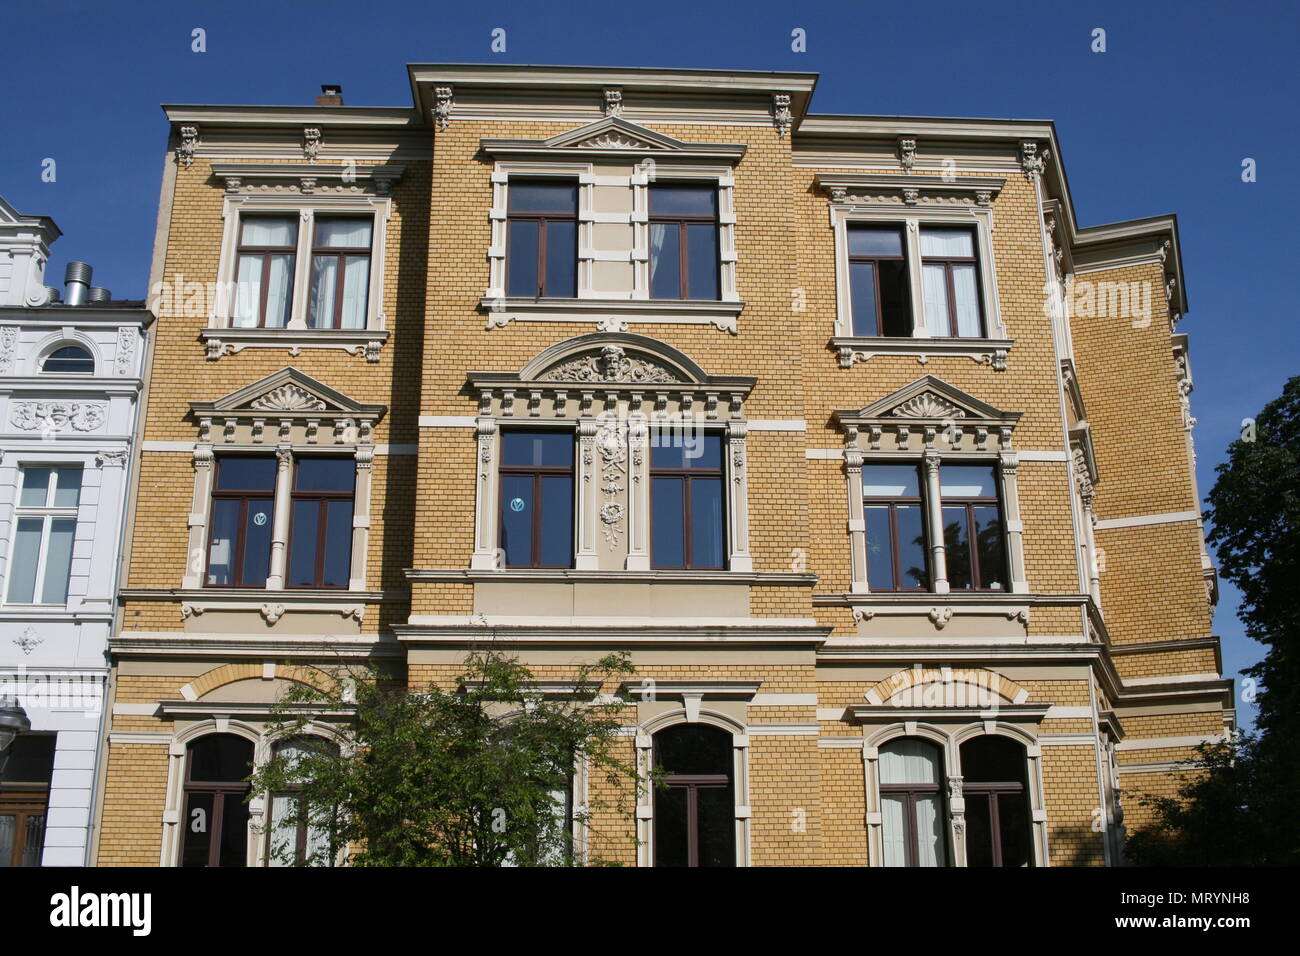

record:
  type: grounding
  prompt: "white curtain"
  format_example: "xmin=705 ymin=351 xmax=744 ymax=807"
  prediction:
xmin=881 ymin=795 xmax=908 ymax=867
xmin=340 ymin=256 xmax=369 ymax=329
xmin=241 ymin=218 xmax=296 ymax=247
xmin=921 ymin=263 xmax=950 ymax=336
xmin=880 ymin=738 xmax=942 ymax=785
xmin=266 ymin=794 xmax=296 ymax=868
xmin=649 ymin=223 xmax=669 ymax=289
xmin=952 ymin=264 xmax=981 ymax=336
xmin=315 ymin=219 xmax=371 ymax=248
xmin=233 ymin=255 xmax=263 ymax=328
xmin=915 ymin=794 xmax=946 ymax=867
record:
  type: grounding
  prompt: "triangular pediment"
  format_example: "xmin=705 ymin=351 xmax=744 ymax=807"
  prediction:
xmin=544 ymin=116 xmax=687 ymax=152
xmin=838 ymin=376 xmax=1019 ymax=425
xmin=190 ymin=367 xmax=385 ymax=420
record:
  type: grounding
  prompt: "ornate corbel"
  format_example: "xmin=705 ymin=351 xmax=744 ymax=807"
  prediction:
xmin=771 ymin=94 xmax=793 ymax=138
xmin=302 ymin=128 xmax=322 ymax=163
xmin=177 ymin=126 xmax=198 ymax=168
xmin=1020 ymin=141 xmax=1049 ymax=181
xmin=603 ymin=87 xmax=623 ymax=117
xmin=898 ymin=137 xmax=917 ymax=172
xmin=433 ymin=86 xmax=454 ymax=131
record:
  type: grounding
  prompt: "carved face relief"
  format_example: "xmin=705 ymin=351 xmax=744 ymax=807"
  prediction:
xmin=538 ymin=346 xmax=681 ymax=384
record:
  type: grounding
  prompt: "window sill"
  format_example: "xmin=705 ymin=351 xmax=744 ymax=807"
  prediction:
xmin=199 ymin=327 xmax=389 ymax=362
xmin=831 ymin=335 xmax=1013 ymax=370
xmin=479 ymin=297 xmax=744 ymax=334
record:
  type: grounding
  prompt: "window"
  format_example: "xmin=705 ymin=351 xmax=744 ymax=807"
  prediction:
xmin=206 ymin=457 xmax=276 ymax=587
xmin=266 ymin=737 xmax=339 ymax=867
xmin=650 ymin=433 xmax=725 ymax=570
xmin=863 ymin=464 xmax=928 ymax=591
xmin=180 ymin=734 xmax=253 ymax=868
xmin=921 ymin=227 xmax=984 ymax=337
xmin=940 ymin=465 xmax=1006 ymax=591
xmin=960 ymin=736 xmax=1033 ymax=867
xmin=507 ymin=182 xmax=577 ymax=298
xmin=498 ymin=432 xmax=574 ymax=568
xmin=309 ymin=218 xmax=372 ymax=329
xmin=649 ymin=184 xmax=719 ymax=300
xmin=6 ymin=466 xmax=81 ymax=605
xmin=848 ymin=225 xmax=911 ymax=336
xmin=41 ymin=346 xmax=94 ymax=374
xmin=234 ymin=217 xmax=297 ymax=329
xmin=653 ymin=724 xmax=735 ymax=867
xmin=287 ymin=459 xmax=355 ymax=588
xmin=879 ymin=738 xmax=947 ymax=867
xmin=0 ymin=734 xmax=55 ymax=868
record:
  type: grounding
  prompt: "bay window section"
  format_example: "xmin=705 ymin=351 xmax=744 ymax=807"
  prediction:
xmin=287 ymin=459 xmax=356 ymax=589
xmin=233 ymin=217 xmax=297 ymax=329
xmin=499 ymin=431 xmax=574 ymax=568
xmin=879 ymin=738 xmax=948 ymax=867
xmin=206 ymin=457 xmax=276 ymax=588
xmin=863 ymin=464 xmax=928 ymax=591
xmin=650 ymin=433 xmax=725 ymax=570
xmin=649 ymin=185 xmax=719 ymax=301
xmin=940 ymin=465 xmax=1006 ymax=591
xmin=507 ymin=182 xmax=577 ymax=298
xmin=921 ymin=228 xmax=983 ymax=338
xmin=848 ymin=225 xmax=911 ymax=337
xmin=309 ymin=218 xmax=372 ymax=329
xmin=5 ymin=466 xmax=81 ymax=605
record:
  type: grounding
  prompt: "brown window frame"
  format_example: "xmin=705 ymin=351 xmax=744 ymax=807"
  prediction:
xmin=308 ymin=217 xmax=373 ymax=329
xmin=649 ymin=436 xmax=727 ymax=571
xmin=940 ymin=476 xmax=1007 ymax=592
xmin=506 ymin=181 xmax=578 ymax=299
xmin=648 ymin=184 xmax=720 ymax=301
xmin=497 ymin=432 xmax=575 ymax=570
xmin=285 ymin=458 xmax=356 ymax=590
xmin=962 ymin=782 xmax=1031 ymax=867
xmin=920 ymin=227 xmax=985 ymax=338
xmin=879 ymin=778 xmax=948 ymax=867
xmin=848 ymin=224 xmax=910 ymax=336
xmin=205 ymin=456 xmax=276 ymax=589
xmin=264 ymin=738 xmax=340 ymax=867
xmin=235 ymin=216 xmax=297 ymax=329
xmin=863 ymin=467 xmax=928 ymax=592
xmin=179 ymin=739 xmax=252 ymax=868
xmin=0 ymin=790 xmax=49 ymax=867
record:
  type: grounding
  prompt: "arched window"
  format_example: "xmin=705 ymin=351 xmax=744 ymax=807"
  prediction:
xmin=652 ymin=724 xmax=735 ymax=867
xmin=180 ymin=734 xmax=252 ymax=867
xmin=41 ymin=345 xmax=94 ymax=374
xmin=960 ymin=735 xmax=1033 ymax=867
xmin=880 ymin=737 xmax=947 ymax=867
xmin=266 ymin=737 xmax=339 ymax=867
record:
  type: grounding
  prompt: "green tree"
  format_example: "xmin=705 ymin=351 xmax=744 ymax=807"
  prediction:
xmin=248 ymin=649 xmax=640 ymax=866
xmin=1127 ymin=375 xmax=1300 ymax=865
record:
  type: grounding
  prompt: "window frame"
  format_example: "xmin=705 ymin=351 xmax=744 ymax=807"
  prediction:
xmin=651 ymin=723 xmax=738 ymax=868
xmin=496 ymin=430 xmax=576 ymax=570
xmin=648 ymin=432 xmax=727 ymax=571
xmin=204 ymin=456 xmax=276 ymax=590
xmin=940 ymin=471 xmax=1008 ymax=593
xmin=179 ymin=734 xmax=253 ymax=868
xmin=862 ymin=465 xmax=928 ymax=592
xmin=234 ymin=214 xmax=298 ymax=329
xmin=506 ymin=180 xmax=579 ymax=299
xmin=263 ymin=736 xmax=340 ymax=867
xmin=920 ymin=226 xmax=986 ymax=338
xmin=878 ymin=737 xmax=949 ymax=868
xmin=40 ymin=344 xmax=96 ymax=375
xmin=307 ymin=216 xmax=374 ymax=330
xmin=847 ymin=224 xmax=911 ymax=337
xmin=285 ymin=458 xmax=357 ymax=590
xmin=4 ymin=465 xmax=82 ymax=606
xmin=648 ymin=183 xmax=721 ymax=302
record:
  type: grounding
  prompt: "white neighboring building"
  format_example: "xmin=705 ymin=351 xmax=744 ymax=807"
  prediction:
xmin=0 ymin=196 xmax=151 ymax=866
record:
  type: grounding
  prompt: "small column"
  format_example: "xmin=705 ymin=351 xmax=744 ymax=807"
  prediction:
xmin=845 ymin=449 xmax=868 ymax=593
xmin=470 ymin=416 xmax=500 ymax=570
xmin=350 ymin=444 xmax=374 ymax=590
xmin=948 ymin=775 xmax=967 ymax=866
xmin=265 ymin=444 xmax=293 ymax=588
xmin=999 ymin=451 xmax=1030 ymax=594
xmin=625 ymin=415 xmax=650 ymax=571
xmin=575 ymin=418 xmax=600 ymax=570
xmin=726 ymin=421 xmax=752 ymax=572
xmin=923 ymin=451 xmax=949 ymax=593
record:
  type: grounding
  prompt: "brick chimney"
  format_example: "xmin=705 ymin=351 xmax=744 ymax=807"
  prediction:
xmin=316 ymin=84 xmax=343 ymax=106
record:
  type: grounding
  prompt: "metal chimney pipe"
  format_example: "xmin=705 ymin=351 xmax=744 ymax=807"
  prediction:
xmin=64 ymin=261 xmax=92 ymax=306
xmin=87 ymin=287 xmax=111 ymax=303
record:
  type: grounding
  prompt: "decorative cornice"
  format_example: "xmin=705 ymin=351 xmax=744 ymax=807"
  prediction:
xmin=818 ymin=172 xmax=1003 ymax=207
xmin=209 ymin=161 xmax=404 ymax=197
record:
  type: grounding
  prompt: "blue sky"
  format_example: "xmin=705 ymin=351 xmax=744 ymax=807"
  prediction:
xmin=3 ymin=0 xmax=1294 ymax=727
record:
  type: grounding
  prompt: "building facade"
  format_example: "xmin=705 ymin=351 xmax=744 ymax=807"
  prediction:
xmin=95 ymin=66 xmax=1230 ymax=867
xmin=0 ymin=197 xmax=151 ymax=865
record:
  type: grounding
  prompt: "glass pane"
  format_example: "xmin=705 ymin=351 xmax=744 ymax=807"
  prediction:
xmin=896 ymin=505 xmax=928 ymax=588
xmin=543 ymin=220 xmax=577 ymax=297
xmin=309 ymin=255 xmax=338 ymax=329
xmin=952 ymin=263 xmax=982 ymax=336
xmin=39 ymin=517 xmax=76 ymax=604
xmin=181 ymin=791 xmax=215 ymax=867
xmin=287 ymin=500 xmax=320 ymax=587
xmin=965 ymin=792 xmax=994 ymax=866
xmin=920 ymin=228 xmax=974 ymax=258
xmin=922 ymin=262 xmax=951 ymax=336
xmin=510 ymin=182 xmax=576 ymax=214
xmin=940 ymin=465 xmax=998 ymax=498
xmin=20 ymin=468 xmax=52 ymax=507
xmin=915 ymin=793 xmax=947 ymax=866
xmin=7 ymin=518 xmax=42 ymax=604
xmin=685 ymin=223 xmax=719 ymax=300
xmin=296 ymin=459 xmax=355 ymax=492
xmin=21 ymin=815 xmax=44 ymax=867
xmin=655 ymin=724 xmax=732 ymax=775
xmin=219 ymin=792 xmax=249 ymax=867
xmin=696 ymin=785 xmax=736 ymax=867
xmin=863 ymin=465 xmax=920 ymax=497
xmin=43 ymin=346 xmax=94 ymax=373
xmin=206 ymin=499 xmax=238 ymax=586
xmin=865 ymin=506 xmax=896 ymax=591
xmin=973 ymin=505 xmax=1005 ymax=590
xmin=240 ymin=498 xmax=274 ymax=586
xmin=651 ymin=433 xmax=720 ymax=470
xmin=501 ymin=432 xmax=572 ymax=469
xmin=340 ymin=255 xmax=369 ymax=329
xmin=323 ymin=500 xmax=354 ymax=587
xmin=263 ymin=254 xmax=293 ymax=328
xmin=649 ymin=223 xmax=681 ymax=299
xmin=689 ymin=478 xmax=724 ymax=568
xmin=0 ymin=815 xmax=16 ymax=867
xmin=537 ymin=475 xmax=573 ymax=567
xmin=944 ymin=507 xmax=972 ymax=590
xmin=997 ymin=791 xmax=1033 ymax=867
xmin=499 ymin=474 xmax=535 ymax=567
xmin=880 ymin=795 xmax=908 ymax=867
xmin=241 ymin=217 xmax=296 ymax=247
xmin=880 ymin=739 xmax=942 ymax=785
xmin=961 ymin=736 xmax=1026 ymax=784
xmin=216 ymin=457 xmax=276 ymax=491
xmin=654 ymin=786 xmax=689 ymax=867
xmin=849 ymin=225 xmax=904 ymax=257
xmin=53 ymin=468 xmax=82 ymax=508
xmin=233 ymin=254 xmax=263 ymax=329
xmin=651 ymin=477 xmax=684 ymax=568
xmin=849 ymin=261 xmax=878 ymax=336
xmin=267 ymin=794 xmax=297 ymax=867
xmin=507 ymin=219 xmax=540 ymax=297
xmin=650 ymin=185 xmax=716 ymax=217
xmin=314 ymin=218 xmax=372 ymax=248
xmin=878 ymin=258 xmax=912 ymax=337
xmin=0 ymin=735 xmax=56 ymax=784
xmin=189 ymin=735 xmax=254 ymax=782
